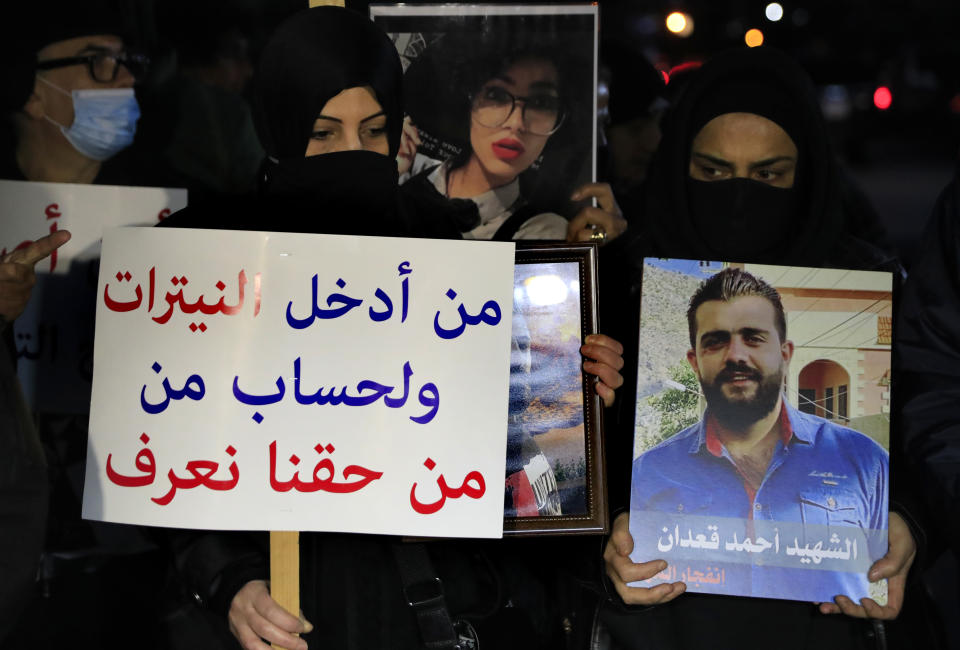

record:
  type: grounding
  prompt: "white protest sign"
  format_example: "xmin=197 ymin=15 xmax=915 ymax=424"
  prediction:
xmin=0 ymin=180 xmax=187 ymax=412
xmin=83 ymin=227 xmax=515 ymax=538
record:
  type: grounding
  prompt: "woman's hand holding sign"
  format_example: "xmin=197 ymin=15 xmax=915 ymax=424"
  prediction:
xmin=230 ymin=579 xmax=311 ymax=650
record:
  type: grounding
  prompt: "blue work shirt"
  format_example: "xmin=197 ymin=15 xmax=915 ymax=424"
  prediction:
xmin=629 ymin=400 xmax=888 ymax=602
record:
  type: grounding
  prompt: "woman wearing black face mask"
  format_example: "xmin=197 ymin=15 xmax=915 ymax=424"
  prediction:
xmin=161 ymin=10 xmax=440 ymax=650
xmin=635 ymin=47 xmax=892 ymax=268
xmin=160 ymin=5 xmax=410 ymax=238
xmin=599 ymin=48 xmax=903 ymax=355
xmin=598 ymin=46 xmax=904 ymax=403
xmin=596 ymin=46 xmax=924 ymax=650
xmin=600 ymin=45 xmax=902 ymax=481
xmin=162 ymin=7 xmax=624 ymax=650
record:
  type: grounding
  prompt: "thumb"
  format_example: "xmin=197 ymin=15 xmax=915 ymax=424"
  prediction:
xmin=867 ymin=555 xmax=894 ymax=582
xmin=615 ymin=530 xmax=635 ymax=556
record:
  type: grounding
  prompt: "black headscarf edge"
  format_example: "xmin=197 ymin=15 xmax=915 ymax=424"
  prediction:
xmin=252 ymin=6 xmax=403 ymax=161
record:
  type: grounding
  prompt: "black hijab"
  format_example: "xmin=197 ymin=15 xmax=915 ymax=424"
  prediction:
xmin=639 ymin=46 xmax=843 ymax=266
xmin=253 ymin=6 xmax=403 ymax=161
xmin=253 ymin=6 xmax=403 ymax=232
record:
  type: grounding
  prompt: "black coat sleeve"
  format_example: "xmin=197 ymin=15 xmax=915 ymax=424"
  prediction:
xmin=896 ymin=175 xmax=960 ymax=560
xmin=167 ymin=528 xmax=269 ymax=617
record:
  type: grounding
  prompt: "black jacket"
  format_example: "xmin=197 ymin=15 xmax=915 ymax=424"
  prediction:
xmin=897 ymin=173 xmax=960 ymax=560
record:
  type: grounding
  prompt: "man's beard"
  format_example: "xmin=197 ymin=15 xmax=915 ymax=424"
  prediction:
xmin=700 ymin=361 xmax=784 ymax=432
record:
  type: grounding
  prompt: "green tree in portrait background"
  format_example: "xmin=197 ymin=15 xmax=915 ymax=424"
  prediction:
xmin=647 ymin=362 xmax=701 ymax=447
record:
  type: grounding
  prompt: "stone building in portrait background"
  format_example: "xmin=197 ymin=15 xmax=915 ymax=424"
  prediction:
xmin=743 ymin=264 xmax=892 ymax=450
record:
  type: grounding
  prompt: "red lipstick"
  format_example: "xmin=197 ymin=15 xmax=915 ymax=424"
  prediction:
xmin=492 ymin=138 xmax=525 ymax=161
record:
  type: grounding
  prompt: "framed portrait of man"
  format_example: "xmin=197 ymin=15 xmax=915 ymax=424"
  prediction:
xmin=628 ymin=259 xmax=891 ymax=603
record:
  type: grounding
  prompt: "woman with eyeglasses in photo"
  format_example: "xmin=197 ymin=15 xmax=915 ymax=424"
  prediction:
xmin=397 ymin=27 xmax=627 ymax=243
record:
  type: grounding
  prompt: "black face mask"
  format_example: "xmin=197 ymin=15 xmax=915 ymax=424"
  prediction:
xmin=686 ymin=178 xmax=799 ymax=261
xmin=261 ymin=150 xmax=400 ymax=235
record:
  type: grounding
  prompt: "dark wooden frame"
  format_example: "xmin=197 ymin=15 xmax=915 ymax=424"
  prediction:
xmin=504 ymin=242 xmax=607 ymax=536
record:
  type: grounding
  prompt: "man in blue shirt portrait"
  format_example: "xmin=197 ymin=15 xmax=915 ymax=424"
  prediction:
xmin=628 ymin=266 xmax=888 ymax=602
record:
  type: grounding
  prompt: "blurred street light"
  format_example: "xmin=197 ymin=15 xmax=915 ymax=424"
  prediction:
xmin=666 ymin=11 xmax=694 ymax=37
xmin=873 ymin=86 xmax=893 ymax=110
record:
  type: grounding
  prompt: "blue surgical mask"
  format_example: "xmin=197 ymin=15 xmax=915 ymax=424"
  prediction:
xmin=38 ymin=76 xmax=140 ymax=161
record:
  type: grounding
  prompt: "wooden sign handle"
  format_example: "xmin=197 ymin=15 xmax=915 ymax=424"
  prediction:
xmin=269 ymin=2 xmax=345 ymax=648
xmin=270 ymin=530 xmax=301 ymax=650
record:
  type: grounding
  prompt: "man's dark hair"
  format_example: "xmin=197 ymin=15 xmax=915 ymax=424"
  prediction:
xmin=686 ymin=267 xmax=786 ymax=348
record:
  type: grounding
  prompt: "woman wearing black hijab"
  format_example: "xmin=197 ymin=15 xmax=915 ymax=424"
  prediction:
xmin=165 ymin=7 xmax=624 ymax=650
xmin=161 ymin=10 xmax=447 ymax=650
xmin=596 ymin=47 xmax=921 ymax=650
xmin=617 ymin=46 xmax=892 ymax=269
xmin=599 ymin=47 xmax=901 ymax=381
xmin=161 ymin=4 xmax=417 ymax=238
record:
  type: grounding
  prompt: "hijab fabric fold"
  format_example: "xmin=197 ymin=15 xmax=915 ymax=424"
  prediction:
xmin=253 ymin=6 xmax=403 ymax=161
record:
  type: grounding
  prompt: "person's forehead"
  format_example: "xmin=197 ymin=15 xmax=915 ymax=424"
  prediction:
xmin=691 ymin=111 xmax=796 ymax=160
xmin=694 ymin=295 xmax=778 ymax=337
xmin=316 ymin=85 xmax=382 ymax=119
xmin=37 ymin=34 xmax=124 ymax=60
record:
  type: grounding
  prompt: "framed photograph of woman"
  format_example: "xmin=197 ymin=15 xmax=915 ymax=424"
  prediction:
xmin=371 ymin=4 xmax=598 ymax=240
xmin=502 ymin=243 xmax=606 ymax=535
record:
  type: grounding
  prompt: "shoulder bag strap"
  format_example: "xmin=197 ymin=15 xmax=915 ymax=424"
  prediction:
xmin=392 ymin=542 xmax=462 ymax=649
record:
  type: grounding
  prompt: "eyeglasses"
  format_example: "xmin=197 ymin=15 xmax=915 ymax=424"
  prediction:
xmin=470 ymin=85 xmax=565 ymax=136
xmin=36 ymin=49 xmax=150 ymax=83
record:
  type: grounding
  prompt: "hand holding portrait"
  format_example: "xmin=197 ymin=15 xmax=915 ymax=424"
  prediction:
xmin=396 ymin=115 xmax=421 ymax=177
xmin=581 ymin=333 xmax=624 ymax=407
xmin=0 ymin=229 xmax=71 ymax=323
xmin=229 ymin=579 xmax=312 ymax=650
xmin=630 ymin=265 xmax=892 ymax=603
xmin=566 ymin=182 xmax=626 ymax=245
xmin=818 ymin=512 xmax=915 ymax=620
xmin=604 ymin=512 xmax=686 ymax=605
